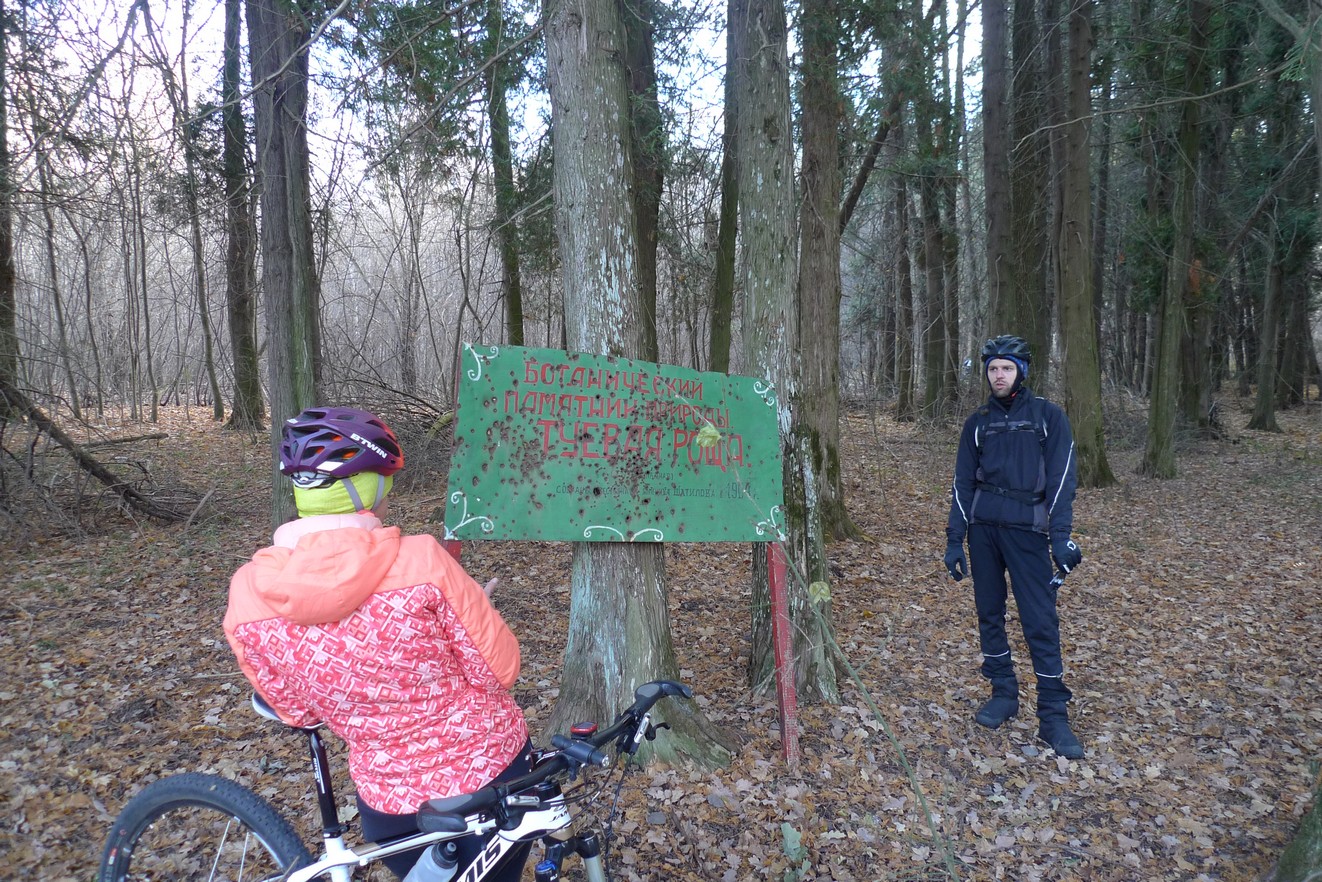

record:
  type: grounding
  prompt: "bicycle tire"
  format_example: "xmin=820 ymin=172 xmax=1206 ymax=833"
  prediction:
xmin=99 ymin=772 xmax=314 ymax=882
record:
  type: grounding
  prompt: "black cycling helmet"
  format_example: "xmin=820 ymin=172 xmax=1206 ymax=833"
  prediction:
xmin=981 ymin=335 xmax=1032 ymax=365
xmin=982 ymin=335 xmax=1031 ymax=396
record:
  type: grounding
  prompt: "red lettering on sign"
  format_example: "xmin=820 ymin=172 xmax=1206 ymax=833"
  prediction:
xmin=601 ymin=422 xmax=622 ymax=458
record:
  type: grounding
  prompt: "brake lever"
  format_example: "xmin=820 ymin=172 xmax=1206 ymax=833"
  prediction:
xmin=645 ymin=722 xmax=672 ymax=742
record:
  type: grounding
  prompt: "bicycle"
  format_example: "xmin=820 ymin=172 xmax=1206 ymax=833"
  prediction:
xmin=99 ymin=679 xmax=693 ymax=881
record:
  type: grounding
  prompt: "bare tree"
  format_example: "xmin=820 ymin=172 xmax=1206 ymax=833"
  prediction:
xmin=222 ymin=0 xmax=264 ymax=431
xmin=142 ymin=0 xmax=224 ymax=421
xmin=0 ymin=0 xmax=18 ymax=413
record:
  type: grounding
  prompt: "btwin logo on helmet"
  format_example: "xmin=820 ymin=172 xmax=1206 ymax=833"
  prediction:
xmin=350 ymin=432 xmax=389 ymax=460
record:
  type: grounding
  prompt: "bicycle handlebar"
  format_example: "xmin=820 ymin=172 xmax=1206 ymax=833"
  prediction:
xmin=416 ymin=679 xmax=691 ymax=834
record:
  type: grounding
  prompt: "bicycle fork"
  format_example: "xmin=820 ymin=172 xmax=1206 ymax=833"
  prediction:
xmin=536 ymin=831 xmax=606 ymax=882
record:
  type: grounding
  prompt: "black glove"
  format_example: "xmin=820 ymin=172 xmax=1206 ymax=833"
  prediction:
xmin=944 ymin=541 xmax=967 ymax=581
xmin=1051 ymin=538 xmax=1082 ymax=574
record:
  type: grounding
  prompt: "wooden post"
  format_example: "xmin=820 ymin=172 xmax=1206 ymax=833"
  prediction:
xmin=767 ymin=543 xmax=800 ymax=768
xmin=441 ymin=539 xmax=463 ymax=561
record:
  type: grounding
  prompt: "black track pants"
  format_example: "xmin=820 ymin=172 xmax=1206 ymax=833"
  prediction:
xmin=968 ymin=524 xmax=1072 ymax=706
xmin=358 ymin=741 xmax=534 ymax=880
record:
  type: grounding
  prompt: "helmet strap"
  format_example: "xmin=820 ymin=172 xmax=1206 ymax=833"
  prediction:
xmin=341 ymin=474 xmax=386 ymax=513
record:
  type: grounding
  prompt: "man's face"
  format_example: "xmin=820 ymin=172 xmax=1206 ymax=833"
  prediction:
xmin=986 ymin=358 xmax=1019 ymax=398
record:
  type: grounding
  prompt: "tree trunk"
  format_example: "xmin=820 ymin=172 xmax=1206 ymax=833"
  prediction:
xmin=1271 ymin=776 xmax=1322 ymax=880
xmin=1056 ymin=0 xmax=1114 ymax=489
xmin=543 ymin=0 xmax=731 ymax=767
xmin=919 ymin=173 xmax=947 ymax=417
xmin=706 ymin=0 xmax=738 ymax=374
xmin=621 ymin=0 xmax=663 ymax=362
xmin=35 ymin=160 xmax=81 ymax=420
xmin=893 ymin=131 xmax=916 ymax=422
xmin=1247 ymin=247 xmax=1283 ymax=432
xmin=64 ymin=215 xmax=105 ymax=417
xmin=223 ymin=0 xmax=264 ymax=432
xmin=1141 ymin=0 xmax=1210 ymax=478
xmin=145 ymin=7 xmax=225 ymax=422
xmin=1005 ymin=0 xmax=1049 ymax=358
xmin=1278 ymin=274 xmax=1312 ymax=407
xmin=130 ymin=149 xmax=160 ymax=423
xmin=487 ymin=0 xmax=524 ymax=348
xmin=1091 ymin=51 xmax=1113 ymax=368
xmin=939 ymin=0 xmax=963 ymax=404
xmin=1179 ymin=260 xmax=1215 ymax=428
xmin=0 ymin=0 xmax=18 ymax=415
xmin=734 ymin=0 xmax=839 ymax=704
xmin=797 ymin=0 xmax=859 ymax=540
xmin=247 ymin=0 xmax=322 ymax=526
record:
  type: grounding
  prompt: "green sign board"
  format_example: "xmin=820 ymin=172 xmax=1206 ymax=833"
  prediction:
xmin=444 ymin=344 xmax=785 ymax=543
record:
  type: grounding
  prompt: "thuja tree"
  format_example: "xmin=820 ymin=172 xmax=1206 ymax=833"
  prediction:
xmin=734 ymin=0 xmax=839 ymax=703
xmin=247 ymin=0 xmax=322 ymax=526
xmin=541 ymin=0 xmax=732 ymax=766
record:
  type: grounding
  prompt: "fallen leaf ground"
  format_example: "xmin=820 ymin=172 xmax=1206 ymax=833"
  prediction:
xmin=2 ymin=396 xmax=1319 ymax=882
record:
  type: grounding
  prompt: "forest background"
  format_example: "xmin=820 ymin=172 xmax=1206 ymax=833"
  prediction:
xmin=0 ymin=0 xmax=1320 ymax=879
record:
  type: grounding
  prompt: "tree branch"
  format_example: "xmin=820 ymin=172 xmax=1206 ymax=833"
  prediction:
xmin=0 ymin=382 xmax=183 ymax=521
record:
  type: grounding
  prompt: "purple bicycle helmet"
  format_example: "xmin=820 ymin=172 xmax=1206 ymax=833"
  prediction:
xmin=279 ymin=407 xmax=404 ymax=480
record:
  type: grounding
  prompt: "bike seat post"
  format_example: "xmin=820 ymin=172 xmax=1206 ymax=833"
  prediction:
xmin=306 ymin=728 xmax=347 ymax=839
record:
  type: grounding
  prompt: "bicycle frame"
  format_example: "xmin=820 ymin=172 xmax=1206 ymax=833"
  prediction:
xmin=286 ymin=802 xmax=573 ymax=882
xmin=242 ymin=680 xmax=691 ymax=882
xmin=260 ymin=700 xmax=591 ymax=882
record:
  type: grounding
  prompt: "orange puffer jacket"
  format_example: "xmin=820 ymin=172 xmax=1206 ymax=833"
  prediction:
xmin=224 ymin=513 xmax=529 ymax=815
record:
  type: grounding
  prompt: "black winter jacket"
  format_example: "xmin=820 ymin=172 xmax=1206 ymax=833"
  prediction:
xmin=946 ymin=387 xmax=1077 ymax=542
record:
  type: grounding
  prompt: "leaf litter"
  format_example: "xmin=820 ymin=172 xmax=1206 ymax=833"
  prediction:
xmin=0 ymin=398 xmax=1319 ymax=881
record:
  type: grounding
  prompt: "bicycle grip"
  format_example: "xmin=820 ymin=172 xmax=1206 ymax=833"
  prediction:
xmin=551 ymin=734 xmax=610 ymax=768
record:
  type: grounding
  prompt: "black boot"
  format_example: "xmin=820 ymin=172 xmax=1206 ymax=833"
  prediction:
xmin=974 ymin=677 xmax=1019 ymax=729
xmin=1037 ymin=703 xmax=1084 ymax=758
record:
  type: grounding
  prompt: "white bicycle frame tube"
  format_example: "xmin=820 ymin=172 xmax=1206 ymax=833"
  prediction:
xmin=284 ymin=801 xmax=573 ymax=882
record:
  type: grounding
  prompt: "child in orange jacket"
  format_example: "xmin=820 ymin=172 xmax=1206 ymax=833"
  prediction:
xmin=225 ymin=406 xmax=531 ymax=880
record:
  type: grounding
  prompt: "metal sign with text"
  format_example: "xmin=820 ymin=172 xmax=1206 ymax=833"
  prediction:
xmin=444 ymin=344 xmax=785 ymax=542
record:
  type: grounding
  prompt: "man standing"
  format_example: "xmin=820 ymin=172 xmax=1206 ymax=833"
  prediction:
xmin=944 ymin=335 xmax=1085 ymax=758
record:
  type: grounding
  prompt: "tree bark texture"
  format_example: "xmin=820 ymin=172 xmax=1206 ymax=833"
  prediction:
xmin=705 ymin=0 xmax=739 ymax=374
xmin=919 ymin=174 xmax=948 ymax=416
xmin=892 ymin=135 xmax=916 ymax=422
xmin=1056 ymin=0 xmax=1114 ymax=489
xmin=223 ymin=0 xmax=264 ymax=432
xmin=543 ymin=0 xmax=730 ymax=766
xmin=796 ymin=0 xmax=859 ymax=540
xmin=1004 ymin=0 xmax=1049 ymax=357
xmin=1271 ymin=774 xmax=1322 ymax=880
xmin=246 ymin=0 xmax=322 ymax=525
xmin=621 ymin=0 xmax=663 ymax=362
xmin=1248 ymin=249 xmax=1283 ymax=432
xmin=35 ymin=160 xmax=81 ymax=420
xmin=0 ymin=0 xmax=19 ymax=412
xmin=733 ymin=0 xmax=839 ymax=704
xmin=1141 ymin=0 xmax=1210 ymax=477
xmin=486 ymin=0 xmax=525 ymax=348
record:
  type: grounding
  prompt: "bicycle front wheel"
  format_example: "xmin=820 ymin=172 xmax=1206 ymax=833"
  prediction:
xmin=99 ymin=772 xmax=313 ymax=882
